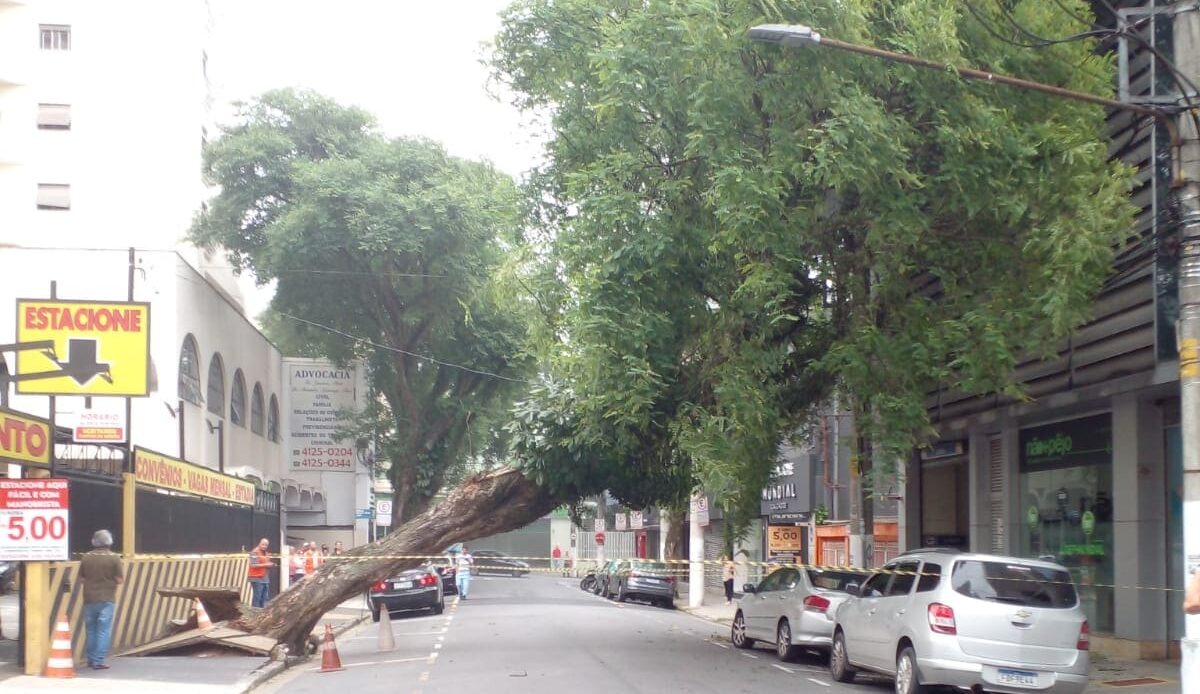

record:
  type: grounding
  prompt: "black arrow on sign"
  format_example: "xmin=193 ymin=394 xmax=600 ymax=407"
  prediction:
xmin=40 ymin=339 xmax=113 ymax=386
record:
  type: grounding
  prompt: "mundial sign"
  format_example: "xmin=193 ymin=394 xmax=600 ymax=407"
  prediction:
xmin=15 ymin=299 xmax=151 ymax=396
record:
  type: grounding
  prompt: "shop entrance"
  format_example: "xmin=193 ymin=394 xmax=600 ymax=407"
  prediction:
xmin=919 ymin=443 xmax=969 ymax=549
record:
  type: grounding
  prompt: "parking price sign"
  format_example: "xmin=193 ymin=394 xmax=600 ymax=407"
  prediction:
xmin=0 ymin=479 xmax=70 ymax=561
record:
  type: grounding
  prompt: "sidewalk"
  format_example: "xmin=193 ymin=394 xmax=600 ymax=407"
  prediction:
xmin=678 ymin=586 xmax=1182 ymax=693
xmin=0 ymin=595 xmax=370 ymax=694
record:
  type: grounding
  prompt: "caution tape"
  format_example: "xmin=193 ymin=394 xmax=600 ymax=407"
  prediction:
xmin=72 ymin=551 xmax=1187 ymax=593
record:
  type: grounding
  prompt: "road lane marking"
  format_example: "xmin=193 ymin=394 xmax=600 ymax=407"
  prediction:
xmin=419 ymin=672 xmax=430 ymax=682
xmin=773 ymin=664 xmax=796 ymax=674
xmin=741 ymin=653 xmax=759 ymax=659
xmin=708 ymin=641 xmax=729 ymax=649
xmin=807 ymin=677 xmax=831 ymax=687
xmin=306 ymin=656 xmax=428 ymax=671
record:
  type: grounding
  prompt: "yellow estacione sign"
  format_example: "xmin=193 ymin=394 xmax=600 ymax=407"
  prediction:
xmin=133 ymin=447 xmax=256 ymax=506
xmin=15 ymin=299 xmax=151 ymax=396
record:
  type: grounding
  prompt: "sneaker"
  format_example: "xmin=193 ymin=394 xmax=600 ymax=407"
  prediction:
xmin=91 ymin=664 xmax=110 ymax=670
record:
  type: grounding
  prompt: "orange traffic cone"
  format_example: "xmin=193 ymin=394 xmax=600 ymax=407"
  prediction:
xmin=319 ymin=623 xmax=344 ymax=672
xmin=43 ymin=613 xmax=75 ymax=679
xmin=194 ymin=598 xmax=213 ymax=631
xmin=377 ymin=606 xmax=395 ymax=652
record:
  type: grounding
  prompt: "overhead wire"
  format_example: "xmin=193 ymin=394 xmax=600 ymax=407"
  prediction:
xmin=277 ymin=311 xmax=532 ymax=384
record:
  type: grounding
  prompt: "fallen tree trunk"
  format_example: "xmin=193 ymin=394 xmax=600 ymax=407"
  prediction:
xmin=237 ymin=467 xmax=559 ymax=651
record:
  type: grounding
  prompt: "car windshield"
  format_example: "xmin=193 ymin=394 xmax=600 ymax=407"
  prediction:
xmin=806 ymin=569 xmax=864 ymax=592
xmin=630 ymin=561 xmax=671 ymax=576
xmin=951 ymin=560 xmax=1077 ymax=608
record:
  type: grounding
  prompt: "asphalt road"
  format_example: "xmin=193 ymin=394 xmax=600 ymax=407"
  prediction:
xmin=255 ymin=573 xmax=888 ymax=694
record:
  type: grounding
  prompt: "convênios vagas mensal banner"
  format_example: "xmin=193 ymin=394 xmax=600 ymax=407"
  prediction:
xmin=133 ymin=447 xmax=255 ymax=506
xmin=287 ymin=363 xmax=358 ymax=472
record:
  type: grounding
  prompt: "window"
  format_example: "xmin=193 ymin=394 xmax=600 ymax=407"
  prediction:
xmin=40 ymin=25 xmax=70 ymax=50
xmin=37 ymin=104 xmax=70 ymax=130
xmin=230 ymin=370 xmax=247 ymax=427
xmin=757 ymin=570 xmax=786 ymax=593
xmin=885 ymin=561 xmax=920 ymax=597
xmin=267 ymin=394 xmax=279 ymax=442
xmin=251 ymin=383 xmax=265 ymax=435
xmin=807 ymin=569 xmax=864 ymax=592
xmin=206 ymin=353 xmax=225 ymax=417
xmin=177 ymin=335 xmax=203 ymax=404
xmin=951 ymin=560 xmax=1077 ymax=609
xmin=916 ymin=562 xmax=942 ymax=593
xmin=859 ymin=571 xmax=889 ymax=598
xmin=36 ymin=184 xmax=70 ymax=210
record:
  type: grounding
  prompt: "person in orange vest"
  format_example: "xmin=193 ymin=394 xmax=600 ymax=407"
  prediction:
xmin=304 ymin=542 xmax=320 ymax=576
xmin=248 ymin=537 xmax=275 ymax=608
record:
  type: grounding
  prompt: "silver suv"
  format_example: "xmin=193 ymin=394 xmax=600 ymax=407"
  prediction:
xmin=830 ymin=550 xmax=1089 ymax=694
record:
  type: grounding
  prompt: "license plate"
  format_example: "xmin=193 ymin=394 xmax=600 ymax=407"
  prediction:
xmin=393 ymin=580 xmax=412 ymax=590
xmin=996 ymin=669 xmax=1039 ymax=688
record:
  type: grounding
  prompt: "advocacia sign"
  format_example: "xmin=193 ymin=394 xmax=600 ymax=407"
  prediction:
xmin=133 ymin=447 xmax=255 ymax=506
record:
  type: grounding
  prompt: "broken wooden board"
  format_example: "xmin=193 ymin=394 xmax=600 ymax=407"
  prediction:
xmin=121 ymin=622 xmax=276 ymax=657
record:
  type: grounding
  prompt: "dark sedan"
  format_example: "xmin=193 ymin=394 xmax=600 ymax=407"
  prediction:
xmin=369 ymin=565 xmax=445 ymax=621
xmin=605 ymin=560 xmax=677 ymax=608
xmin=471 ymin=550 xmax=531 ymax=577
xmin=430 ymin=559 xmax=458 ymax=595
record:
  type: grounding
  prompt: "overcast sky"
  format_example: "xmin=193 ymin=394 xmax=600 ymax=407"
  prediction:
xmin=206 ymin=0 xmax=544 ymax=317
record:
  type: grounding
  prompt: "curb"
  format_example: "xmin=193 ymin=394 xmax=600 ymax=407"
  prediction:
xmin=233 ymin=613 xmax=370 ymax=694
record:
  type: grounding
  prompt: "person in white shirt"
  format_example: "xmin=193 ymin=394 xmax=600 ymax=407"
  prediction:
xmin=454 ymin=546 xmax=474 ymax=599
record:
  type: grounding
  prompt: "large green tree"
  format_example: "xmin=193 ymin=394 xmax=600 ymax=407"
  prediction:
xmin=191 ymin=89 xmax=530 ymax=525
xmin=223 ymin=2 xmax=1134 ymax=649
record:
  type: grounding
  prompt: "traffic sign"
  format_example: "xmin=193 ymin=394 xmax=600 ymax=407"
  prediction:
xmin=595 ymin=531 xmax=605 ymax=546
xmin=0 ymin=479 xmax=69 ymax=561
xmin=594 ymin=517 xmax=605 ymax=533
xmin=615 ymin=513 xmax=627 ymax=531
xmin=630 ymin=510 xmax=644 ymax=530
xmin=15 ymin=299 xmax=151 ymax=396
xmin=376 ymin=499 xmax=393 ymax=527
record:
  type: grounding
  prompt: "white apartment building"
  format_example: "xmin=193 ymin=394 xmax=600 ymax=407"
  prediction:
xmin=0 ymin=0 xmax=242 ymax=303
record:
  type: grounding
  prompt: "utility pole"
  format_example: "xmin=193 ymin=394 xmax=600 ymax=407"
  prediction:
xmin=688 ymin=491 xmax=704 ymax=607
xmin=1173 ymin=10 xmax=1200 ymax=690
xmin=747 ymin=21 xmax=1198 ymax=683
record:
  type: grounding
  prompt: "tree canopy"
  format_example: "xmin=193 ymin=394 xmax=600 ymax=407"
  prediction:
xmin=191 ymin=89 xmax=531 ymax=523
xmin=493 ymin=0 xmax=1135 ymax=527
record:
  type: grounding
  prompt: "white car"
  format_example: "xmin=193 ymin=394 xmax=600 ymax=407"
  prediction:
xmin=831 ymin=550 xmax=1090 ymax=694
xmin=731 ymin=565 xmax=863 ymax=661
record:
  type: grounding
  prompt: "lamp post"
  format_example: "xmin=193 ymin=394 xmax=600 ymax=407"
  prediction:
xmin=749 ymin=22 xmax=1200 ymax=686
xmin=206 ymin=419 xmax=224 ymax=473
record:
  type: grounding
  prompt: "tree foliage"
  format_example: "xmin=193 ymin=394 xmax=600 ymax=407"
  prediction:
xmin=191 ymin=89 xmax=530 ymax=523
xmin=492 ymin=0 xmax=1134 ymax=526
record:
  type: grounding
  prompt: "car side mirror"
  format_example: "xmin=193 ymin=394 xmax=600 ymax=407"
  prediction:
xmin=845 ymin=583 xmax=860 ymax=597
xmin=742 ymin=584 xmax=757 ymax=594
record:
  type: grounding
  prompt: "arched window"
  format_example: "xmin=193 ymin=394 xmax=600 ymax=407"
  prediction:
xmin=251 ymin=383 xmax=265 ymax=435
xmin=178 ymin=335 xmax=203 ymax=404
xmin=230 ymin=370 xmax=247 ymax=427
xmin=206 ymin=353 xmax=225 ymax=417
xmin=267 ymin=395 xmax=280 ymax=442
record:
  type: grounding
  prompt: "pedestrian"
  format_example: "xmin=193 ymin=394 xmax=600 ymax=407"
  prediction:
xmin=304 ymin=542 xmax=318 ymax=576
xmin=321 ymin=544 xmax=330 ymax=557
xmin=551 ymin=544 xmax=562 ymax=574
xmin=78 ymin=529 xmax=123 ymax=670
xmin=288 ymin=545 xmax=306 ymax=586
xmin=334 ymin=541 xmax=344 ymax=556
xmin=455 ymin=545 xmax=474 ymax=599
xmin=722 ymin=555 xmax=735 ymax=605
xmin=1185 ymin=567 xmax=1200 ymax=614
xmin=248 ymin=537 xmax=274 ymax=608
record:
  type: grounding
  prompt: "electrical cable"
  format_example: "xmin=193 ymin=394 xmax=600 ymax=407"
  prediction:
xmin=276 ymin=311 xmax=531 ymax=384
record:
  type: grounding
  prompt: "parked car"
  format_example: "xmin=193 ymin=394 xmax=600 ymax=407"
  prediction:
xmin=830 ymin=550 xmax=1090 ymax=694
xmin=368 ymin=564 xmax=445 ymax=621
xmin=731 ymin=565 xmax=863 ymax=660
xmin=595 ymin=559 xmax=623 ymax=596
xmin=471 ymin=550 xmax=530 ymax=577
xmin=605 ymin=559 xmax=677 ymax=608
xmin=430 ymin=558 xmax=458 ymax=595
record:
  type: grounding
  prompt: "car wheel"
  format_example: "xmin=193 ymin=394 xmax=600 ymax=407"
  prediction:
xmin=776 ymin=619 xmax=800 ymax=662
xmin=830 ymin=630 xmax=856 ymax=683
xmin=895 ymin=645 xmax=927 ymax=694
xmin=731 ymin=611 xmax=755 ymax=649
xmin=371 ymin=604 xmax=381 ymax=623
xmin=617 ymin=583 xmax=627 ymax=602
xmin=511 ymin=569 xmax=520 ymax=577
xmin=431 ymin=599 xmax=445 ymax=615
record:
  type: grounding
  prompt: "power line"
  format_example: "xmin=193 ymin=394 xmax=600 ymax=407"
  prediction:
xmin=277 ymin=312 xmax=531 ymax=384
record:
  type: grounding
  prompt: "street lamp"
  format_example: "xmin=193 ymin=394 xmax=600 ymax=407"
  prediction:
xmin=206 ymin=419 xmax=224 ymax=474
xmin=750 ymin=22 xmax=1200 ymax=687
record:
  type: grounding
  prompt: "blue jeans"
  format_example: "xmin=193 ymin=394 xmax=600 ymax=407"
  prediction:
xmin=84 ymin=601 xmax=115 ymax=666
xmin=455 ymin=573 xmax=470 ymax=598
xmin=250 ymin=580 xmax=270 ymax=608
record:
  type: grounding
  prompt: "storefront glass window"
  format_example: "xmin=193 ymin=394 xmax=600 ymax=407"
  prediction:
xmin=1018 ymin=413 xmax=1114 ymax=633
